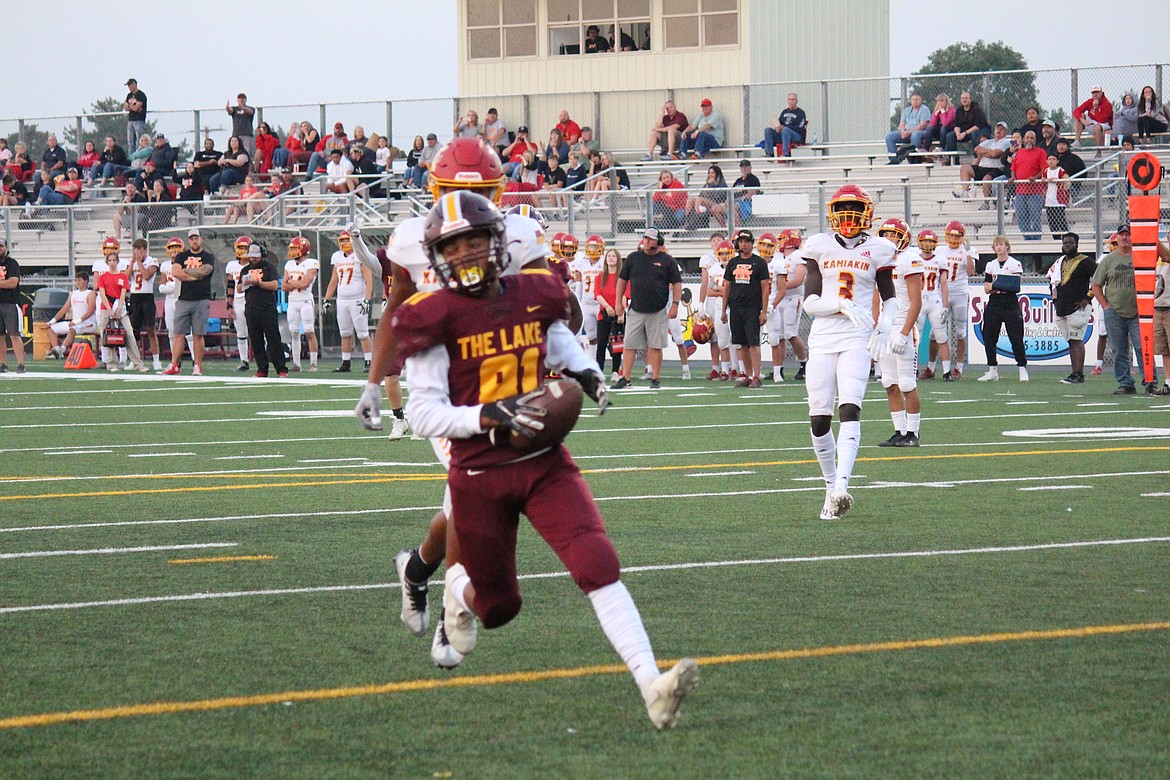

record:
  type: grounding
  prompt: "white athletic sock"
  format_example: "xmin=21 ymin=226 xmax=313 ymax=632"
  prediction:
xmin=118 ymin=347 xmax=127 ymax=364
xmin=811 ymin=431 xmax=837 ymax=488
xmin=834 ymin=421 xmax=861 ymax=492
xmin=237 ymin=338 xmax=248 ymax=361
xmin=310 ymin=351 xmax=318 ymax=366
xmin=943 ymin=360 xmax=952 ymax=373
xmin=907 ymin=413 xmax=921 ymax=434
xmin=1094 ymin=358 xmax=1103 ymax=368
xmin=721 ymin=361 xmax=730 ymax=373
xmin=446 ymin=563 xmax=473 ymax=613
xmin=927 ymin=359 xmax=937 ymax=371
xmin=956 ymin=361 xmax=964 ymax=372
xmin=588 ymin=581 xmax=660 ymax=696
xmin=152 ymin=355 xmax=162 ymax=369
xmin=363 ymin=352 xmax=372 ymax=362
xmin=341 ymin=352 xmax=352 ymax=361
xmin=891 ymin=410 xmax=907 ymax=433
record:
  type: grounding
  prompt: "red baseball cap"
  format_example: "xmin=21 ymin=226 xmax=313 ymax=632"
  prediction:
xmin=700 ymin=99 xmax=712 ymax=107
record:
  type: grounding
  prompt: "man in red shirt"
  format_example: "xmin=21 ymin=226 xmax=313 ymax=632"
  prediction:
xmin=1072 ymin=86 xmax=1114 ymax=147
xmin=96 ymin=252 xmax=147 ymax=371
xmin=1011 ymin=130 xmax=1048 ymax=242
xmin=555 ymin=109 xmax=581 ymax=145
xmin=645 ymin=100 xmax=689 ymax=160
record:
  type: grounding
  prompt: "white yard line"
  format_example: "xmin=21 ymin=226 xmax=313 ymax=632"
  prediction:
xmin=686 ymin=470 xmax=756 ymax=477
xmin=3 ymin=398 xmax=346 ymax=413
xmin=213 ymin=454 xmax=284 ymax=461
xmin=43 ymin=450 xmax=114 ymax=456
xmin=0 ymin=542 xmax=236 ymax=561
xmin=3 ymin=537 xmax=1166 ymax=614
xmin=1018 ymin=485 xmax=1094 ymax=492
xmin=126 ymin=452 xmax=197 ymax=459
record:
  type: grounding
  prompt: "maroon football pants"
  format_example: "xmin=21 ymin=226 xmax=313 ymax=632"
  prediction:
xmin=448 ymin=445 xmax=620 ymax=629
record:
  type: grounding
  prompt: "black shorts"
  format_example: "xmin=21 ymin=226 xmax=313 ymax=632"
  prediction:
xmin=128 ymin=294 xmax=156 ymax=333
xmin=729 ymin=306 xmax=762 ymax=346
xmin=0 ymin=302 xmax=21 ymax=338
xmin=970 ymin=165 xmax=1002 ymax=181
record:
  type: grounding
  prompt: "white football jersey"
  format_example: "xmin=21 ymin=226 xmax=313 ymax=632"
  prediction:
xmin=225 ymin=260 xmax=246 ymax=299
xmin=802 ymin=232 xmax=897 ymax=352
xmin=285 ymin=257 xmax=320 ymax=303
xmin=331 ymin=251 xmax=366 ymax=299
xmin=938 ymin=243 xmax=977 ymax=294
xmin=128 ymin=255 xmax=159 ymax=295
xmin=571 ymin=256 xmax=604 ymax=305
xmin=778 ymin=251 xmax=806 ymax=299
xmin=698 ymin=252 xmax=725 ymax=297
xmin=909 ymin=249 xmax=944 ymax=303
xmin=890 ymin=249 xmax=925 ymax=329
xmin=157 ymin=261 xmax=180 ymax=298
xmin=387 ymin=212 xmax=549 ymax=293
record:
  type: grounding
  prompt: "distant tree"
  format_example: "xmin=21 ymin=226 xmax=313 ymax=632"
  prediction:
xmin=905 ymin=41 xmax=1043 ymax=129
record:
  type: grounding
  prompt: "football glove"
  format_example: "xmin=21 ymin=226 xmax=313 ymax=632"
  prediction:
xmin=358 ymin=300 xmax=371 ymax=315
xmin=839 ymin=298 xmax=875 ymax=331
xmin=322 ymin=300 xmax=333 ymax=314
xmin=889 ymin=331 xmax=912 ymax=355
xmin=481 ymin=390 xmax=547 ymax=439
xmin=939 ymin=307 xmax=952 ymax=328
xmin=354 ymin=381 xmax=383 ymax=431
xmin=562 ymin=367 xmax=610 ymax=415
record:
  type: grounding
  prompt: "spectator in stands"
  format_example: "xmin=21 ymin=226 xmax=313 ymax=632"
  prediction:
xmin=76 ymin=141 xmax=100 ymax=180
xmin=177 ymin=163 xmax=204 ymax=204
xmin=680 ymin=99 xmax=725 ymax=159
xmin=584 ymin=24 xmax=610 ymax=53
xmin=417 ymin=132 xmax=441 ymax=186
xmin=947 ymin=91 xmax=991 ymax=154
xmin=959 ymin=121 xmax=1011 ymax=200
xmin=564 ymin=151 xmax=588 ymax=193
xmin=1055 ymin=137 xmax=1085 ymax=178
xmin=513 ymin=149 xmax=541 ymax=186
xmin=348 ymin=126 xmax=373 ymax=162
xmin=124 ymin=78 xmax=147 ymax=152
xmin=544 ymin=128 xmax=569 ymax=165
xmin=192 ymin=137 xmax=222 ymax=192
xmin=1137 ymin=86 xmax=1169 ymax=141
xmin=289 ymin=122 xmax=320 ymax=173
xmin=209 ymin=136 xmax=251 ymax=193
xmin=0 ymin=174 xmax=22 ymax=207
xmin=1073 ymin=86 xmax=1113 ymax=148
xmin=272 ymin=122 xmax=302 ymax=170
xmin=263 ymin=168 xmax=294 ymax=200
xmin=484 ymin=108 xmax=508 ymax=153
xmin=144 ymin=178 xmax=175 ymax=232
xmin=762 ymin=93 xmax=807 ymax=160
xmin=1043 ymin=153 xmax=1070 ymax=239
xmin=540 ymin=153 xmax=568 ymax=209
xmin=147 ymin=133 xmax=177 ymax=180
xmin=925 ymin=94 xmax=956 ymax=160
xmin=555 ymin=110 xmax=581 ymax=144
xmin=1015 ymin=107 xmax=1044 ymax=142
xmin=91 ymin=136 xmax=128 ymax=186
xmin=1011 ymin=130 xmax=1047 ymax=241
xmin=324 ymin=148 xmax=354 ymax=194
xmin=501 ymin=126 xmax=538 ymax=178
xmin=305 ymin=123 xmax=348 ymax=180
xmin=375 ymin=136 xmax=393 ymax=173
xmin=454 ymin=110 xmax=480 ymax=138
xmin=128 ymin=134 xmax=153 ymax=172
xmin=646 ymin=100 xmax=688 ymax=161
xmin=574 ymin=126 xmax=600 ymax=158
xmin=224 ymin=93 xmax=256 ymax=160
xmin=403 ymin=135 xmax=425 ymax=185
xmin=685 ymin=164 xmax=729 ymax=228
xmin=41 ymin=135 xmax=67 ymax=179
xmin=0 ymin=140 xmax=10 ymax=170
xmin=224 ymin=175 xmax=260 ymax=224
xmin=34 ymin=167 xmax=83 ymax=207
xmin=1039 ymin=119 xmax=1061 ymax=156
xmin=885 ymin=93 xmax=930 ymax=164
xmin=348 ymin=144 xmax=383 ymax=197
xmin=112 ymin=182 xmax=146 ymax=237
xmin=651 ymin=170 xmax=686 ymax=229
xmin=133 ymin=159 xmax=170 ymax=194
xmin=731 ymin=159 xmax=760 ymax=222
xmin=1113 ymin=92 xmax=1139 ymax=144
xmin=7 ymin=143 xmax=34 ymax=182
xmin=254 ymin=122 xmax=279 ymax=175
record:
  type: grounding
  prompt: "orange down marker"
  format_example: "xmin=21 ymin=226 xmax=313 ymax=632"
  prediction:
xmin=1126 ymin=152 xmax=1163 ymax=385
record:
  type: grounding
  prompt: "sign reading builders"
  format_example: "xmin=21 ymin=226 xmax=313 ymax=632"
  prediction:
xmin=968 ymin=284 xmax=1101 ymax=365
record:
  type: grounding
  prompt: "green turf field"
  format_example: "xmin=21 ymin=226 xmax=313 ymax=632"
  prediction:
xmin=1 ymin=364 xmax=1168 ymax=779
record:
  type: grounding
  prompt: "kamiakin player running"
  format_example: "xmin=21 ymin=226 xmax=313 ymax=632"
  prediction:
xmin=873 ymin=218 xmax=924 ymax=447
xmin=393 ymin=190 xmax=696 ymax=729
xmin=282 ymin=236 xmax=320 ymax=372
xmin=801 ymin=184 xmax=897 ymax=519
xmin=351 ymin=137 xmax=593 ymax=669
xmin=911 ymin=230 xmax=952 ymax=380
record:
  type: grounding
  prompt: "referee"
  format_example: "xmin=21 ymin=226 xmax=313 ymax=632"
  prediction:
xmin=721 ymin=229 xmax=770 ymax=388
xmin=237 ymin=243 xmax=287 ymax=378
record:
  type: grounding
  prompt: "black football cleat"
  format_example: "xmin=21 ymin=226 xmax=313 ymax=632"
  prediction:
xmin=895 ymin=432 xmax=920 ymax=447
xmin=333 ymin=360 xmax=352 ymax=373
xmin=878 ymin=432 xmax=905 ymax=447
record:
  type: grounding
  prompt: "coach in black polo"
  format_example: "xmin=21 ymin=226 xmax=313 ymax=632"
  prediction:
xmin=721 ymin=229 xmax=770 ymax=388
xmin=613 ymin=227 xmax=682 ymax=389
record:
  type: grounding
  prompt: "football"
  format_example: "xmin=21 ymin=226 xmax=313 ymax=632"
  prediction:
xmin=508 ymin=379 xmax=584 ymax=452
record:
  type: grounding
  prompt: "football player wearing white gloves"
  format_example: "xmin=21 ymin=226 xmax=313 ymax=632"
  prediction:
xmin=873 ymin=219 xmax=924 ymax=447
xmin=801 ymin=185 xmax=897 ymax=519
xmin=935 ymin=220 xmax=977 ymax=379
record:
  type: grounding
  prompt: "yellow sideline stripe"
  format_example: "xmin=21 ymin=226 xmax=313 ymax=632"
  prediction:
xmin=0 ymin=445 xmax=1165 ymax=503
xmin=168 ymin=555 xmax=276 ymax=565
xmin=1 ymin=620 xmax=1166 ymax=730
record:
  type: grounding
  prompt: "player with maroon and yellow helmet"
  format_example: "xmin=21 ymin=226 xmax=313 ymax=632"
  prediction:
xmin=282 ymin=235 xmax=321 ymax=372
xmin=934 ymin=219 xmax=977 ymax=380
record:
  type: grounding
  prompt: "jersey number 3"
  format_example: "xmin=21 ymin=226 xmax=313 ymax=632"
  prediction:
xmin=479 ymin=348 xmax=540 ymax=403
xmin=837 ymin=270 xmax=855 ymax=300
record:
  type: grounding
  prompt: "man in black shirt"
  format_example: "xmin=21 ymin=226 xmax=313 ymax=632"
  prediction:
xmin=238 ymin=243 xmax=287 ymax=377
xmin=721 ymin=229 xmax=770 ymax=387
xmin=0 ymin=238 xmax=25 ymax=373
xmin=124 ymin=78 xmax=147 ymax=152
xmin=193 ymin=138 xmax=223 ymax=191
xmin=349 ymin=145 xmax=384 ymax=198
xmin=41 ymin=135 xmax=68 ymax=179
xmin=226 ymin=93 xmax=256 ymax=161
xmin=163 ymin=228 xmax=217 ymax=376
xmin=732 ymin=159 xmax=761 ymax=221
xmin=584 ymin=25 xmax=611 ymax=53
xmin=1050 ymin=232 xmax=1096 ymax=384
xmin=613 ymin=227 xmax=682 ymax=389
